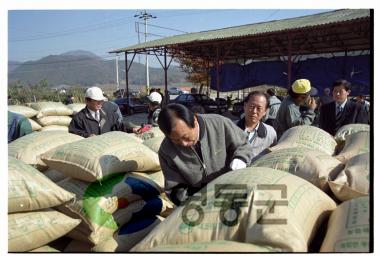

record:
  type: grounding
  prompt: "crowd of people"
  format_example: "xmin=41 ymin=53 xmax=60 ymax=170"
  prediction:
xmin=8 ymin=79 xmax=370 ymax=206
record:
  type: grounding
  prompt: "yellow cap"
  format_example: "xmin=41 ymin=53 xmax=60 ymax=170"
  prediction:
xmin=291 ymin=79 xmax=311 ymax=94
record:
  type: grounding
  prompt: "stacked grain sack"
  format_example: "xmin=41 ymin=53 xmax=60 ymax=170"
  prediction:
xmin=329 ymin=124 xmax=370 ymax=202
xmin=318 ymin=124 xmax=371 ymax=252
xmin=66 ymin=103 xmax=86 ymax=115
xmin=250 ymin=125 xmax=370 ymax=252
xmin=320 ymin=196 xmax=369 ymax=252
xmin=8 ymin=157 xmax=81 ymax=252
xmin=140 ymin=127 xmax=165 ymax=153
xmin=134 ymin=126 xmax=165 ymax=144
xmin=8 ymin=105 xmax=41 ymax=131
xmin=8 ymin=130 xmax=83 ymax=172
xmin=39 ymin=131 xmax=174 ymax=252
xmin=8 ymin=131 xmax=84 ymax=252
xmin=30 ymin=101 xmax=74 ymax=131
xmin=131 ymin=167 xmax=337 ymax=252
xmin=253 ymin=125 xmax=343 ymax=192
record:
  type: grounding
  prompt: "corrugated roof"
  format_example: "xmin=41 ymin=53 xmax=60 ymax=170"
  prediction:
xmin=110 ymin=9 xmax=370 ymax=53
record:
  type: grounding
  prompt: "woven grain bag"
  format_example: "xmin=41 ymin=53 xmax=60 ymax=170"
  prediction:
xmin=329 ymin=153 xmax=369 ymax=202
xmin=8 ymin=157 xmax=74 ymax=213
xmin=8 ymin=210 xmax=80 ymax=252
xmin=252 ymin=147 xmax=344 ymax=191
xmin=112 ymin=197 xmax=172 ymax=227
xmin=93 ymin=216 xmax=164 ymax=252
xmin=269 ymin=125 xmax=337 ymax=155
xmin=8 ymin=105 xmax=38 ymax=118
xmin=43 ymin=168 xmax=67 ymax=183
xmin=28 ymin=118 xmax=42 ymax=131
xmin=41 ymin=131 xmax=160 ymax=182
xmin=132 ymin=167 xmax=336 ymax=252
xmin=8 ymin=130 xmax=83 ymax=170
xmin=30 ymin=101 xmax=73 ymax=118
xmin=57 ymin=172 xmax=165 ymax=244
xmin=135 ymin=127 xmax=165 ymax=141
xmin=334 ymin=123 xmax=370 ymax=143
xmin=29 ymin=245 xmax=60 ymax=252
xmin=142 ymin=136 xmax=165 ymax=153
xmin=39 ymin=125 xmax=69 ymax=132
xmin=335 ymin=131 xmax=370 ymax=163
xmin=65 ymin=196 xmax=171 ymax=245
xmin=36 ymin=116 xmax=72 ymax=127
xmin=131 ymin=170 xmax=165 ymax=191
xmin=146 ymin=240 xmax=278 ymax=252
xmin=67 ymin=103 xmax=86 ymax=115
xmin=320 ymin=196 xmax=369 ymax=252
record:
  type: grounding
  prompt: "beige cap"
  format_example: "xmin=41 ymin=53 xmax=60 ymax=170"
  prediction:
xmin=85 ymin=87 xmax=107 ymax=101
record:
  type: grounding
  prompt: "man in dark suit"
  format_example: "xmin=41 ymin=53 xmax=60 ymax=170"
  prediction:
xmin=319 ymin=79 xmax=369 ymax=135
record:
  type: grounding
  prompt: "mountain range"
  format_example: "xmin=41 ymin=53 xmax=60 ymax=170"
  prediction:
xmin=8 ymin=50 xmax=188 ymax=87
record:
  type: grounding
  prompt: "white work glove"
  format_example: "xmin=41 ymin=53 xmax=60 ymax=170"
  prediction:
xmin=230 ymin=158 xmax=247 ymax=171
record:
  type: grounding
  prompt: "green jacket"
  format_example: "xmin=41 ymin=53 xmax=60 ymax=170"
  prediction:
xmin=8 ymin=111 xmax=33 ymax=143
xmin=275 ymin=96 xmax=316 ymax=138
xmin=158 ymin=114 xmax=253 ymax=205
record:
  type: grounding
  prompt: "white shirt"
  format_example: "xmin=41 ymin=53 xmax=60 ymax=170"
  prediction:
xmin=243 ymin=122 xmax=277 ymax=163
xmin=88 ymin=108 xmax=100 ymax=121
xmin=244 ymin=124 xmax=259 ymax=144
xmin=336 ymin=99 xmax=348 ymax=114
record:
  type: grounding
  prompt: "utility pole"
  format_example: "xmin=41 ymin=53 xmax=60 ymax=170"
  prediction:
xmin=115 ymin=54 xmax=120 ymax=92
xmin=135 ymin=22 xmax=141 ymax=64
xmin=134 ymin=10 xmax=156 ymax=94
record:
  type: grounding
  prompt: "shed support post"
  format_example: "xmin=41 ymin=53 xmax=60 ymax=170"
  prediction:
xmin=216 ymin=45 xmax=220 ymax=111
xmin=206 ymin=60 xmax=210 ymax=96
xmin=124 ymin=52 xmax=129 ymax=100
xmin=287 ymin=34 xmax=293 ymax=88
xmin=164 ymin=48 xmax=169 ymax=105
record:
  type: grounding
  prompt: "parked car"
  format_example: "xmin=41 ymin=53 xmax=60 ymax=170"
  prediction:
xmin=113 ymin=89 xmax=140 ymax=98
xmin=215 ymin=97 xmax=228 ymax=107
xmin=231 ymin=100 xmax=244 ymax=117
xmin=113 ymin=97 xmax=148 ymax=115
xmin=168 ymin=87 xmax=183 ymax=95
xmin=172 ymin=94 xmax=228 ymax=113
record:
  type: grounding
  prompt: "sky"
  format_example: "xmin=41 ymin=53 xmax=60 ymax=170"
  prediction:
xmin=8 ymin=9 xmax=333 ymax=67
xmin=1 ymin=1 xmax=379 ymax=255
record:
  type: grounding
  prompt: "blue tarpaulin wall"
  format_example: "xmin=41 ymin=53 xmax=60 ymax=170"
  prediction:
xmin=210 ymin=55 xmax=370 ymax=95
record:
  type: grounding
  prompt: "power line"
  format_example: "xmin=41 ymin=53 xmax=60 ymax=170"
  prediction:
xmin=9 ymin=33 xmax=137 ymax=57
xmin=10 ymin=14 xmax=135 ymax=36
xmin=134 ymin=10 xmax=156 ymax=93
xmin=9 ymin=18 xmax=136 ymax=42
xmin=9 ymin=10 xmax=233 ymax=43
xmin=263 ymin=9 xmax=280 ymax=21
xmin=154 ymin=9 xmax=235 ymax=19
xmin=9 ymin=10 xmax=225 ymax=42
xmin=136 ymin=31 xmax=166 ymax=38
xmin=136 ymin=22 xmax=188 ymax=34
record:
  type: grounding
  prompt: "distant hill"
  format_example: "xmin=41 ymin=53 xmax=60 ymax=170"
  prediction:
xmin=8 ymin=61 xmax=22 ymax=73
xmin=8 ymin=50 xmax=187 ymax=87
xmin=60 ymin=50 xmax=101 ymax=59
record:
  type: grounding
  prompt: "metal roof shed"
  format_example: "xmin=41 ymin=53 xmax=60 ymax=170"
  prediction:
xmin=110 ymin=9 xmax=371 ymax=103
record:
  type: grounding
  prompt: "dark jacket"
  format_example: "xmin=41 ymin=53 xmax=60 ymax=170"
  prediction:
xmin=103 ymin=101 xmax=123 ymax=123
xmin=147 ymin=107 xmax=161 ymax=127
xmin=69 ymin=106 xmax=125 ymax=138
xmin=319 ymin=100 xmax=369 ymax=135
xmin=158 ymin=114 xmax=253 ymax=205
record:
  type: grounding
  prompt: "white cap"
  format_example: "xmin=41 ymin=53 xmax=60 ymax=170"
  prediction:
xmin=147 ymin=92 xmax=162 ymax=104
xmin=85 ymin=87 xmax=107 ymax=101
